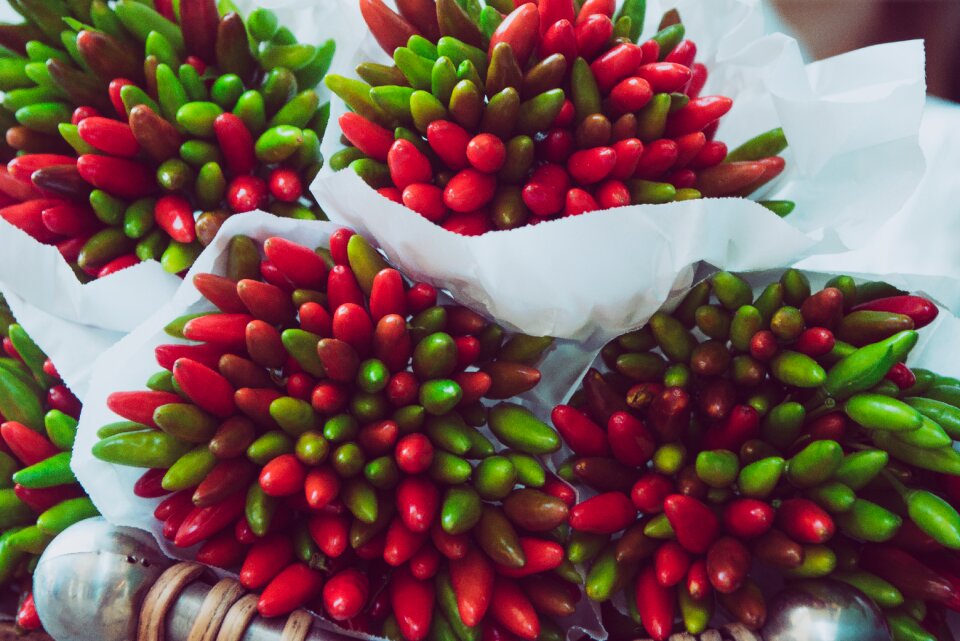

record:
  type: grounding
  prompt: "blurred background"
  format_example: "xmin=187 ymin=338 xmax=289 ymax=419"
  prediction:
xmin=770 ymin=0 xmax=960 ymax=101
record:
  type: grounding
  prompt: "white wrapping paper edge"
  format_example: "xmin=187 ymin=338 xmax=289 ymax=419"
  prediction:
xmin=72 ymin=211 xmax=605 ymax=640
xmin=312 ymin=0 xmax=926 ymax=344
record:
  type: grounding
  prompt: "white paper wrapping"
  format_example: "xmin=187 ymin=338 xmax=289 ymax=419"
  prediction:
xmin=71 ymin=211 xmax=604 ymax=639
xmin=311 ymin=0 xmax=926 ymax=345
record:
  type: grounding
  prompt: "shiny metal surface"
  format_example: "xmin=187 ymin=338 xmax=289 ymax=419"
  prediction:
xmin=761 ymin=580 xmax=892 ymax=641
xmin=33 ymin=517 xmax=171 ymax=641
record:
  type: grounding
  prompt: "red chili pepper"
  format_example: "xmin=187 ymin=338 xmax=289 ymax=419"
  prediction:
xmin=213 ymin=113 xmax=256 ymax=176
xmin=609 ymin=78 xmax=654 ymax=116
xmin=542 ymin=474 xmax=576 ymax=507
xmin=259 ymin=454 xmax=306 ymax=497
xmin=749 ymin=330 xmax=778 ymax=361
xmin=551 ymin=405 xmax=609 ymax=457
xmin=666 ymin=39 xmax=697 ymax=66
xmin=182 ymin=314 xmax=254 ymax=349
xmin=609 ymin=138 xmax=644 ymax=180
xmin=686 ymin=558 xmax=712 ymax=600
xmin=595 ymin=179 xmax=630 ymax=209
xmin=451 ymin=546 xmax=494 ymax=626
xmin=522 ymin=164 xmax=569 ymax=217
xmin=369 ymin=268 xmax=408 ymax=322
xmin=655 ymin=540 xmax=691 ymax=587
xmin=702 ymin=404 xmax=760 ymax=451
xmin=324 ymin=568 xmax=369 ymax=621
xmin=388 ymin=139 xmax=434 ymax=190
xmin=853 ymin=295 xmax=939 ymax=329
xmin=453 ymin=336 xmax=480 ymax=372
xmin=666 ymin=96 xmax=734 ymax=137
xmin=172 ymin=357 xmax=236 ymax=418
xmin=631 ymin=473 xmax=673 ymax=512
xmin=564 ymin=188 xmax=599 ymax=217
xmin=16 ymin=592 xmax=40 ymax=631
xmin=689 ymin=139 xmax=727 ymax=169
xmin=467 ymin=134 xmax=507 ymax=174
xmin=97 ymin=254 xmax=140 ymax=279
xmin=575 ymin=14 xmax=613 ymax=61
xmin=540 ymin=19 xmax=577 ymax=64
xmin=174 ymin=492 xmax=245 ymax=548
xmin=723 ymin=498 xmax=775 ymax=539
xmin=77 ymin=154 xmax=154 ymax=199
xmin=432 ymin=523 xmax=470 ymax=559
xmin=134 ymin=468 xmax=171 ymax=499
xmin=391 ymin=566 xmax=435 ymax=641
xmin=9 ymin=154 xmax=75 ymax=182
xmin=409 ymin=544 xmax=440 ymax=580
xmin=777 ymin=498 xmax=835 ymax=544
xmin=861 ymin=546 xmax=960 ymax=610
xmin=635 ymin=565 xmax=674 ymax=641
xmin=396 ymin=475 xmax=439 ymax=534
xmin=427 ymin=120 xmax=471 ymax=171
xmin=308 ymin=512 xmax=350 ymax=557
xmin=406 ymin=282 xmax=438 ymax=313
xmin=226 ymin=175 xmax=268 ymax=213
xmin=332 ymin=303 xmax=374 ymax=355
xmin=491 ymin=577 xmax=540 ymax=640
xmin=569 ymin=492 xmax=635 ymax=534
xmin=77 ymin=116 xmax=140 ymax=157
xmin=567 ymin=147 xmax=617 ymax=185
xmin=71 ymin=106 xmax=99 ymax=124
xmin=258 ymin=562 xmax=325 ymax=617
xmin=489 ymin=3 xmax=540 ymax=65
xmin=298 ymin=302 xmax=332 ymax=340
xmin=538 ymin=0 xmax=575 ymax=35
xmin=154 ymin=342 xmax=225 ymax=371
xmin=328 ymin=228 xmax=354 ymax=266
xmin=1 ymin=199 xmax=63 ymax=243
xmin=591 ymin=43 xmax=644 ymax=93
xmin=706 ymin=536 xmax=751 ymax=594
xmin=636 ymin=62 xmax=692 ymax=93
xmin=14 ymin=483 xmax=82 ymax=512
xmin=576 ymin=0 xmax=615 ymax=21
xmin=340 ymin=112 xmax=394 ymax=162
xmin=327 ymin=266 xmax=365 ymax=311
xmin=267 ymin=167 xmax=303 ymax=202
xmin=395 ymin=433 xmax=434 ymax=475
xmin=196 ymin=530 xmax=247 ymax=569
xmin=403 ymin=184 xmax=448 ymax=223
xmin=154 ymin=490 xmax=193 ymax=521
xmin=634 ymin=139 xmax=680 ymax=180
xmin=384 ymin=516 xmax=428 ymax=566
xmin=886 ymin=362 xmax=917 ymax=390
xmin=664 ymin=494 xmax=720 ymax=554
xmin=607 ymin=411 xmax=656 ymax=466
xmin=442 ymin=211 xmax=492 ymax=237
xmin=497 ymin=538 xmax=564 ymax=578
xmin=443 ymin=169 xmax=497 ymax=213
xmin=105 ymin=390 xmax=182 ymax=428
xmin=40 ymin=203 xmax=98 ymax=236
xmin=240 ymin=534 xmax=294 ymax=589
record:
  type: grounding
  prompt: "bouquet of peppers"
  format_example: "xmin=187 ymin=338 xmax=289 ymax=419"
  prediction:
xmin=557 ymin=270 xmax=960 ymax=641
xmin=0 ymin=0 xmax=333 ymax=279
xmin=0 ymin=297 xmax=95 ymax=631
xmin=325 ymin=0 xmax=791 ymax=234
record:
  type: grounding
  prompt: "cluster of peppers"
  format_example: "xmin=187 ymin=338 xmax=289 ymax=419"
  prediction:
xmin=91 ymin=229 xmax=590 ymax=641
xmin=0 ymin=0 xmax=333 ymax=280
xmin=325 ymin=0 xmax=791 ymax=235
xmin=0 ymin=299 xmax=96 ymax=632
xmin=556 ymin=269 xmax=960 ymax=641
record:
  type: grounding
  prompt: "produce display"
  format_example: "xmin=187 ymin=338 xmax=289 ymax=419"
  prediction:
xmin=0 ymin=298 xmax=94 ymax=631
xmin=89 ymin=229 xmax=590 ymax=638
xmin=556 ymin=270 xmax=960 ymax=641
xmin=0 ymin=1 xmax=333 ymax=279
xmin=325 ymin=0 xmax=791 ymax=234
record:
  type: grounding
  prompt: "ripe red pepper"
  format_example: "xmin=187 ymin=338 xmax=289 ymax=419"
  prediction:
xmin=497 ymin=538 xmax=564 ymax=578
xmin=154 ymin=342 xmax=225 ymax=371
xmin=595 ymin=179 xmax=630 ymax=209
xmin=885 ymin=362 xmax=917 ymax=390
xmin=607 ymin=411 xmax=656 ymax=466
xmin=489 ymin=3 xmax=540 ymax=65
xmin=1 ymin=421 xmax=60 ymax=465
xmin=431 ymin=523 xmax=470 ymax=559
xmin=564 ymin=188 xmax=599 ymax=217
xmin=706 ymin=536 xmax=751 ymax=594
xmin=332 ymin=303 xmax=374 ymax=354
xmin=384 ymin=516 xmax=428 ymax=566
xmin=635 ymin=565 xmax=675 ymax=641
xmin=551 ymin=405 xmax=609 ymax=457
xmin=388 ymin=139 xmax=433 ymax=190
xmin=666 ymin=96 xmax=734 ymax=137
xmin=451 ymin=546 xmax=494 ymax=627
xmin=213 ymin=113 xmax=256 ymax=176
xmin=174 ymin=492 xmax=245 ymax=548
xmin=14 ymin=483 xmax=83 ymax=512
xmin=702 ymin=404 xmax=760 ymax=451
xmin=664 ymin=494 xmax=720 ymax=554
xmin=259 ymin=454 xmax=306 ymax=497
xmin=77 ymin=116 xmax=140 ymax=157
xmin=409 ymin=544 xmax=441 ymax=580
xmin=105 ymin=390 xmax=182 ymax=428
xmin=391 ymin=567 xmax=435 ymax=641
xmin=16 ymin=592 xmax=40 ymax=631
xmin=196 ymin=530 xmax=247 ymax=569
xmin=655 ymin=540 xmax=691 ymax=587
xmin=267 ymin=167 xmax=303 ymax=202
xmin=340 ymin=112 xmax=394 ymax=162
xmin=258 ymin=562 xmax=324 ymax=617
xmin=308 ymin=512 xmax=350 ymax=558
xmin=568 ymin=147 xmax=617 ymax=184
xmin=569 ymin=492 xmax=636 ymax=534
xmin=686 ymin=558 xmax=712 ymax=600
xmin=324 ymin=568 xmax=369 ymax=621
xmin=777 ymin=499 xmax=835 ymax=544
xmin=443 ymin=169 xmax=497 ymax=213
xmin=396 ymin=475 xmax=440 ymax=533
xmin=427 ymin=121 xmax=471 ymax=171
xmin=327 ymin=266 xmax=365 ymax=310
xmin=853 ymin=295 xmax=939 ymax=329
xmin=395 ymin=433 xmax=434 ymax=475
xmin=467 ymin=134 xmax=507 ymax=174
xmin=77 ymin=154 xmax=154 ymax=199
xmin=540 ymin=19 xmax=577 ymax=64
xmin=631 ymin=473 xmax=673 ymax=512
xmin=134 ymin=468 xmax=171 ymax=499
xmin=723 ymin=498 xmax=775 ymax=539
xmin=370 ymin=268 xmax=409 ymax=322
xmin=182 ymin=314 xmax=253 ymax=349
xmin=172 ymin=357 xmax=236 ymax=418
xmin=240 ymin=534 xmax=293 ymax=589
xmin=591 ymin=43 xmax=644 ymax=93
xmin=403 ymin=184 xmax=448 ymax=223
xmin=491 ymin=577 xmax=540 ymax=640
xmin=861 ymin=546 xmax=960 ymax=610
xmin=575 ymin=14 xmax=613 ymax=60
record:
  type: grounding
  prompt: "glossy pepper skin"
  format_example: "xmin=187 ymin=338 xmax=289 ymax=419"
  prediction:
xmin=331 ymin=1 xmax=791 ymax=233
xmin=559 ymin=269 xmax=960 ymax=638
xmin=0 ymin=2 xmax=334 ymax=279
xmin=90 ymin=229 xmax=571 ymax=636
